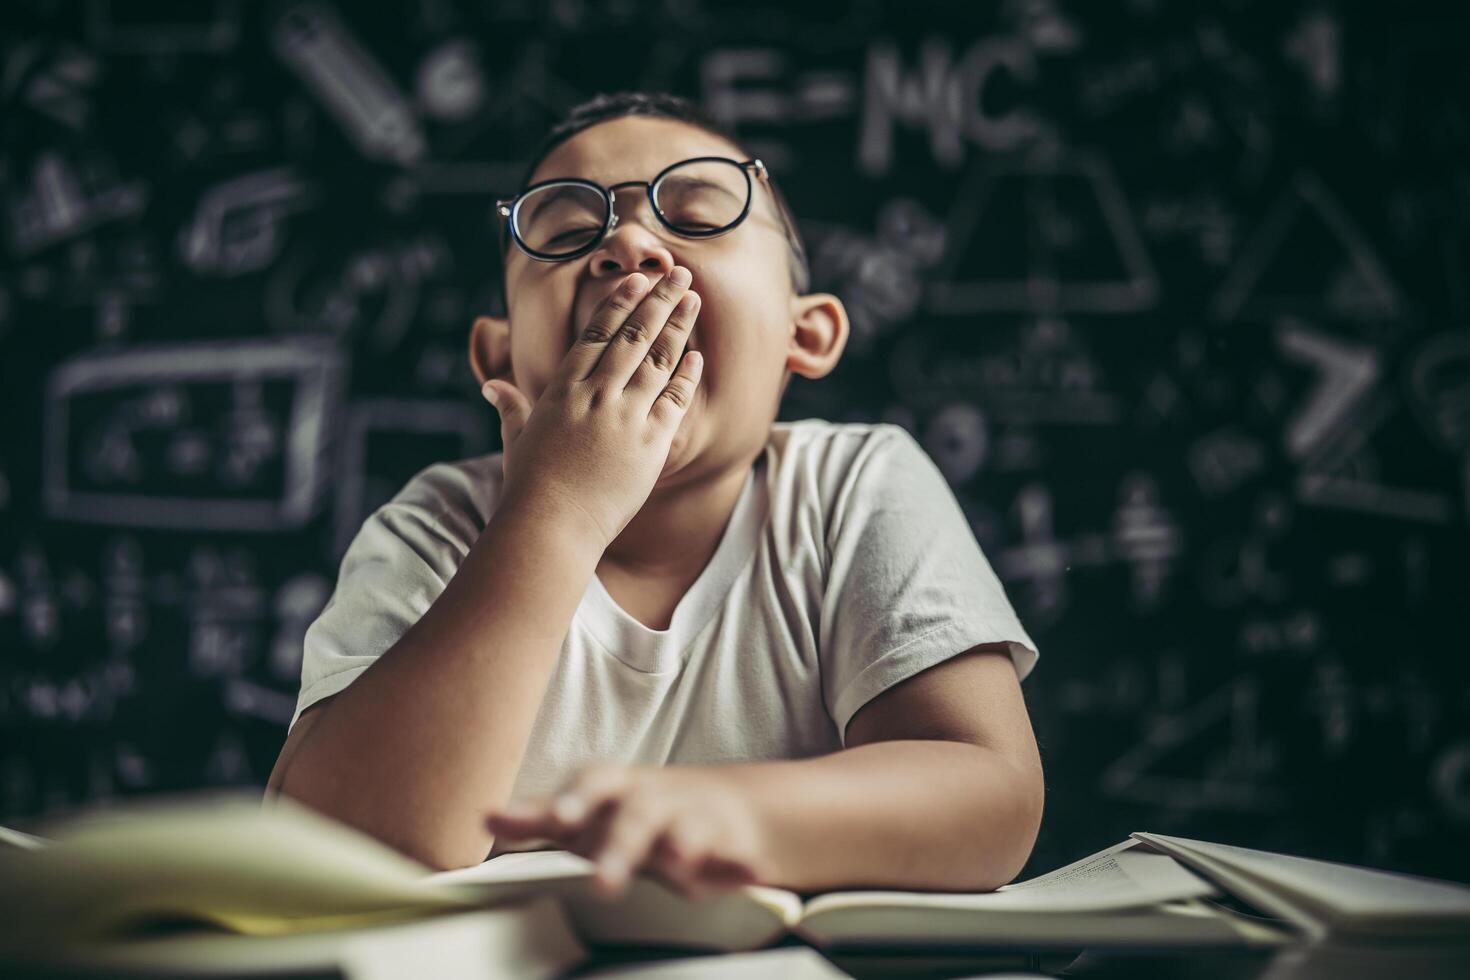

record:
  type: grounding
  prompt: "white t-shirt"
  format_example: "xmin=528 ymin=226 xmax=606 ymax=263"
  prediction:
xmin=289 ymin=418 xmax=1040 ymax=832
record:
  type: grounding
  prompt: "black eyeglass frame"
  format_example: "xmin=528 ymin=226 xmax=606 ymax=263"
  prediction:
xmin=495 ymin=156 xmax=770 ymax=262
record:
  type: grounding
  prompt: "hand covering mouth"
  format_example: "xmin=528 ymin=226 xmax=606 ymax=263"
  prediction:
xmin=573 ymin=275 xmax=701 ymax=355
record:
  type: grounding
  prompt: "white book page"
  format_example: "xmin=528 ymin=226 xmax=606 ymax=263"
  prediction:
xmin=1140 ymin=835 xmax=1470 ymax=923
xmin=0 ymin=824 xmax=48 ymax=849
xmin=426 ymin=849 xmax=807 ymax=927
xmin=427 ymin=848 xmax=596 ymax=886
xmin=800 ymin=838 xmax=1218 ymax=919
xmin=577 ymin=945 xmax=854 ymax=978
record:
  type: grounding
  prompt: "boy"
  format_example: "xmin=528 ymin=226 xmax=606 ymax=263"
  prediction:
xmin=267 ymin=92 xmax=1044 ymax=901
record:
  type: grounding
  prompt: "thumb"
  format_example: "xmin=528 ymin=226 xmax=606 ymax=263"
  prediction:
xmin=481 ymin=380 xmax=530 ymax=444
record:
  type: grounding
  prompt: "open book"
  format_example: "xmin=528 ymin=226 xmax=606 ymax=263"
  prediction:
xmin=430 ymin=836 xmax=1288 ymax=952
xmin=3 ymin=791 xmax=1468 ymax=962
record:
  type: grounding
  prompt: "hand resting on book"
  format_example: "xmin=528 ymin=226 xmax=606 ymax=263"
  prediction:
xmin=487 ymin=761 xmax=764 ymax=902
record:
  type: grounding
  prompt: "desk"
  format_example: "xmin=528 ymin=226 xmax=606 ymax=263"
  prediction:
xmin=567 ymin=936 xmax=1470 ymax=980
xmin=7 ymin=917 xmax=1467 ymax=979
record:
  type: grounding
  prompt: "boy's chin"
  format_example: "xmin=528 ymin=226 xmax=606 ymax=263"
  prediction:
xmin=655 ymin=410 xmax=699 ymax=479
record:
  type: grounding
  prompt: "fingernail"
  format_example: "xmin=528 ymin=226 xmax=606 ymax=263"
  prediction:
xmin=498 ymin=800 xmax=536 ymax=819
xmin=599 ymin=856 xmax=626 ymax=888
xmin=481 ymin=381 xmax=499 ymax=406
xmin=669 ymin=266 xmax=691 ymax=287
xmin=553 ymin=793 xmax=586 ymax=823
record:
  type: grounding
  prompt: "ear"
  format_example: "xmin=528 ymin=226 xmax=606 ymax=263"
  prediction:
xmin=786 ymin=292 xmax=849 ymax=381
xmin=469 ymin=313 xmax=513 ymax=387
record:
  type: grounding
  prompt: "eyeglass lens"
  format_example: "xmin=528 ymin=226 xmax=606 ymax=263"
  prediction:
xmin=512 ymin=159 xmax=750 ymax=258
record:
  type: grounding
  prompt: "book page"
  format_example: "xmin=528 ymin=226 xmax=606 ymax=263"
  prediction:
xmin=429 ymin=848 xmax=596 ymax=887
xmin=1137 ymin=833 xmax=1470 ymax=937
xmin=429 ymin=848 xmax=806 ymax=953
xmin=800 ymin=838 xmax=1218 ymax=920
xmin=0 ymin=823 xmax=48 ymax=849
xmin=0 ymin=791 xmax=479 ymax=950
xmin=36 ymin=900 xmax=585 ymax=979
xmin=426 ymin=848 xmax=654 ymax=911
xmin=578 ymin=945 xmax=855 ymax=978
xmin=430 ymin=848 xmax=805 ymax=922
xmin=1000 ymin=838 xmax=1217 ymax=902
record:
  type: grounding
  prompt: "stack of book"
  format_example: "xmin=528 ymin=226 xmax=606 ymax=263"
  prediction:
xmin=1 ymin=790 xmax=1468 ymax=978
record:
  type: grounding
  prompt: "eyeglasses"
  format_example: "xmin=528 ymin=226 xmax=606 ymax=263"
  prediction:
xmin=496 ymin=156 xmax=772 ymax=262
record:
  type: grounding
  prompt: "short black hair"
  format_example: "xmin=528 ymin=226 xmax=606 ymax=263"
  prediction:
xmin=497 ymin=90 xmax=811 ymax=307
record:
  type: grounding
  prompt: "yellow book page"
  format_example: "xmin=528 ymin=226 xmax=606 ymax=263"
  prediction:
xmin=0 ymin=791 xmax=477 ymax=951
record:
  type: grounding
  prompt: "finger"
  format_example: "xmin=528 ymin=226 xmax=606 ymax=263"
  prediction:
xmin=587 ymin=267 xmax=691 ymax=388
xmin=493 ymin=793 xmax=602 ymax=846
xmin=514 ymin=765 xmax=634 ymax=856
xmin=662 ymin=822 xmax=759 ymax=895
xmin=500 ymin=765 xmax=634 ymax=863
xmin=559 ymin=272 xmax=651 ymax=384
xmin=562 ymin=795 xmax=620 ymax=863
xmin=650 ymin=818 xmax=714 ymax=898
xmin=557 ymin=765 xmax=637 ymax=825
xmin=487 ymin=803 xmax=602 ymax=855
xmin=486 ymin=792 xmax=594 ymax=843
xmin=648 ymin=346 xmax=704 ymax=427
xmin=486 ymin=796 xmax=560 ymax=840
xmin=626 ymin=287 xmax=699 ymax=400
xmin=593 ymin=799 xmax=669 ymax=898
xmin=486 ymin=810 xmax=557 ymax=841
xmin=489 ymin=796 xmax=551 ymax=824
xmin=481 ymin=379 xmax=530 ymax=448
xmin=694 ymin=853 xmax=761 ymax=889
xmin=649 ymin=851 xmax=708 ymax=900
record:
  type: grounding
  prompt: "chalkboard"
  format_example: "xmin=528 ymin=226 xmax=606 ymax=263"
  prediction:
xmin=1 ymin=0 xmax=1467 ymax=885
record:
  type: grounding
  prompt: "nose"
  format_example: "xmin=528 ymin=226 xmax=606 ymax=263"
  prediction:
xmin=587 ymin=195 xmax=677 ymax=285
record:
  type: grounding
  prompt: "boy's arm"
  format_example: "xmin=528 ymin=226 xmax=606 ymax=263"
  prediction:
xmin=265 ymin=494 xmax=606 ymax=871
xmin=723 ymin=643 xmax=1044 ymax=893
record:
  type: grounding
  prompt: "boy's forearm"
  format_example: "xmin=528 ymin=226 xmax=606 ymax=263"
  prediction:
xmin=275 ymin=495 xmax=606 ymax=871
xmin=721 ymin=740 xmax=1044 ymax=894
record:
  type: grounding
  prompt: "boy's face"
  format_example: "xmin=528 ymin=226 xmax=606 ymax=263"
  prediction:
xmin=473 ymin=115 xmax=847 ymax=488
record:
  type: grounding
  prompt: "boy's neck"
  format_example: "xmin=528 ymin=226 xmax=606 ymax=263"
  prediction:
xmin=598 ymin=457 xmax=755 ymax=581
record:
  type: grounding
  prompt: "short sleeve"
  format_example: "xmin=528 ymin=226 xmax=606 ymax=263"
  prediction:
xmin=288 ymin=500 xmax=469 ymax=732
xmin=818 ymin=425 xmax=1039 ymax=746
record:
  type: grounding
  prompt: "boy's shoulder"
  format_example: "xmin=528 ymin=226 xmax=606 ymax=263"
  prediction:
xmin=375 ymin=450 xmax=506 ymax=547
xmin=769 ymin=416 xmax=915 ymax=455
xmin=376 ymin=418 xmax=921 ymax=541
xmin=769 ymin=417 xmax=924 ymax=481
